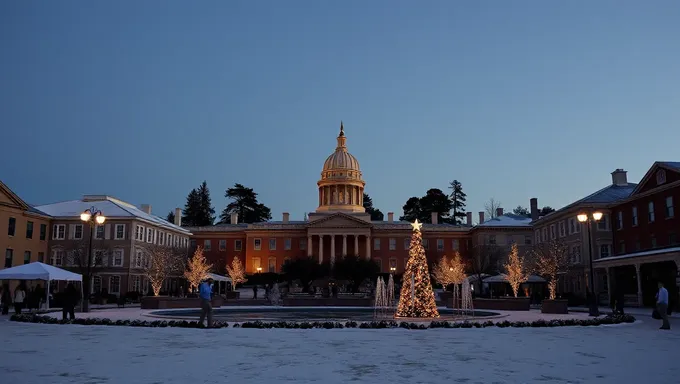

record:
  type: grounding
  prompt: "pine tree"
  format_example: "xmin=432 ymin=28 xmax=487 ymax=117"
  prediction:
xmin=396 ymin=220 xmax=440 ymax=318
xmin=182 ymin=188 xmax=201 ymax=226
xmin=182 ymin=181 xmax=216 ymax=226
xmin=504 ymin=243 xmax=528 ymax=298
xmin=226 ymin=256 xmax=247 ymax=289
xmin=448 ymin=180 xmax=467 ymax=224
xmin=220 ymin=183 xmax=272 ymax=224
xmin=184 ymin=247 xmax=213 ymax=291
xmin=166 ymin=210 xmax=175 ymax=223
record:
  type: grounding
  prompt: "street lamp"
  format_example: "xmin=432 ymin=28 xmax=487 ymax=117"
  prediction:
xmin=80 ymin=207 xmax=105 ymax=312
xmin=577 ymin=211 xmax=602 ymax=316
xmin=390 ymin=266 xmax=396 ymax=273
xmin=256 ymin=267 xmax=262 ymax=273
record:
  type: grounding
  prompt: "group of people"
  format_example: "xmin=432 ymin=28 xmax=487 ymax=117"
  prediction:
xmin=0 ymin=282 xmax=80 ymax=321
xmin=0 ymin=283 xmax=27 ymax=315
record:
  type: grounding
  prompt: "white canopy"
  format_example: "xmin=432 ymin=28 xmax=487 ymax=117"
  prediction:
xmin=0 ymin=262 xmax=82 ymax=281
xmin=483 ymin=274 xmax=546 ymax=284
xmin=207 ymin=273 xmax=231 ymax=283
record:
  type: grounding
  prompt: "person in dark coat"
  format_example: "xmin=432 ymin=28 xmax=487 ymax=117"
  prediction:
xmin=62 ymin=283 xmax=79 ymax=321
xmin=1 ymin=285 xmax=11 ymax=315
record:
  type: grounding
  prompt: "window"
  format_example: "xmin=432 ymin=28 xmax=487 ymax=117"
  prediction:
xmin=650 ymin=235 xmax=657 ymax=248
xmin=109 ymin=276 xmax=121 ymax=295
xmin=599 ymin=244 xmax=611 ymax=259
xmin=132 ymin=275 xmax=141 ymax=293
xmin=135 ymin=250 xmax=143 ymax=267
xmin=632 ymin=206 xmax=638 ymax=226
xmin=634 ymin=238 xmax=641 ymax=251
xmin=203 ymin=240 xmax=211 ymax=251
xmin=254 ymin=238 xmax=261 ymax=251
xmin=648 ymin=202 xmax=655 ymax=223
xmin=219 ymin=240 xmax=227 ymax=251
xmin=572 ymin=245 xmax=581 ymax=263
xmin=5 ymin=249 xmax=13 ymax=268
xmin=269 ymin=238 xmax=277 ymax=251
xmin=235 ymin=240 xmax=243 ymax=251
xmin=37 ymin=252 xmax=44 ymax=263
xmin=375 ymin=258 xmax=382 ymax=272
xmin=389 ymin=258 xmax=397 ymax=271
xmin=422 ymin=239 xmax=429 ymax=250
xmin=437 ymin=239 xmax=444 ymax=251
xmin=92 ymin=276 xmax=102 ymax=294
xmin=74 ymin=224 xmax=83 ymax=240
xmin=284 ymin=238 xmax=292 ymax=251
xmin=95 ymin=225 xmax=105 ymax=239
xmin=666 ymin=196 xmax=675 ymax=218
xmin=403 ymin=238 xmax=409 ymax=250
xmin=252 ymin=257 xmax=261 ymax=271
xmin=115 ymin=224 xmax=125 ymax=240
xmin=558 ymin=222 xmax=566 ymax=237
xmin=159 ymin=232 xmax=164 ymax=245
xmin=299 ymin=238 xmax=306 ymax=251
xmin=568 ymin=219 xmax=575 ymax=235
xmin=94 ymin=250 xmax=105 ymax=266
xmin=268 ymin=257 xmax=276 ymax=273
xmin=488 ymin=235 xmax=496 ymax=245
xmin=190 ymin=239 xmax=197 ymax=248
xmin=616 ymin=212 xmax=623 ymax=230
xmin=524 ymin=236 xmax=532 ymax=245
xmin=669 ymin=232 xmax=678 ymax=245
xmin=373 ymin=238 xmax=381 ymax=250
xmin=597 ymin=215 xmax=609 ymax=231
xmin=51 ymin=249 xmax=64 ymax=266
xmin=136 ymin=225 xmax=144 ymax=240
xmin=39 ymin=224 xmax=46 ymax=240
xmin=112 ymin=249 xmax=124 ymax=267
xmin=535 ymin=230 xmax=541 ymax=244
xmin=550 ymin=225 xmax=556 ymax=240
xmin=619 ymin=241 xmax=625 ymax=254
xmin=452 ymin=239 xmax=460 ymax=250
xmin=23 ymin=251 xmax=31 ymax=264
xmin=8 ymin=217 xmax=16 ymax=236
xmin=389 ymin=238 xmax=397 ymax=251
xmin=147 ymin=228 xmax=153 ymax=243
xmin=26 ymin=221 xmax=34 ymax=239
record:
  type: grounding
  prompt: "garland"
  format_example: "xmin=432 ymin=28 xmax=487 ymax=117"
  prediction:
xmin=10 ymin=313 xmax=636 ymax=329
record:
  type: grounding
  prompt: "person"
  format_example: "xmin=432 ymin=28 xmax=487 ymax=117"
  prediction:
xmin=252 ymin=285 xmax=258 ymax=299
xmin=656 ymin=281 xmax=670 ymax=330
xmin=13 ymin=284 xmax=26 ymax=314
xmin=1 ymin=284 xmax=11 ymax=314
xmin=62 ymin=283 xmax=79 ymax=321
xmin=198 ymin=278 xmax=213 ymax=328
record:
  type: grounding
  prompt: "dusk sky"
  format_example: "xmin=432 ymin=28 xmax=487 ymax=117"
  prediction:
xmin=1 ymin=1 xmax=679 ymax=223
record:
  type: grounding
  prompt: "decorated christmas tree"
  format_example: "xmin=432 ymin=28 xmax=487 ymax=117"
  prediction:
xmin=396 ymin=219 xmax=440 ymax=318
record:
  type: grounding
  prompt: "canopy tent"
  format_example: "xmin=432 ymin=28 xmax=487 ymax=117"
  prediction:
xmin=206 ymin=273 xmax=231 ymax=283
xmin=0 ymin=262 xmax=82 ymax=309
xmin=483 ymin=274 xmax=547 ymax=284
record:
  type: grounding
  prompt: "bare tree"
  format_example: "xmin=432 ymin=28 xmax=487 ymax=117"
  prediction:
xmin=530 ymin=240 xmax=570 ymax=300
xmin=61 ymin=236 xmax=116 ymax=312
xmin=484 ymin=198 xmax=502 ymax=219
xmin=184 ymin=246 xmax=213 ymax=291
xmin=469 ymin=244 xmax=502 ymax=294
xmin=143 ymin=244 xmax=187 ymax=296
xmin=226 ymin=256 xmax=247 ymax=290
xmin=504 ymin=243 xmax=529 ymax=297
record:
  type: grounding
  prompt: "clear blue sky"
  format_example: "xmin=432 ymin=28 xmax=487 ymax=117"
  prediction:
xmin=2 ymin=1 xmax=679 ymax=223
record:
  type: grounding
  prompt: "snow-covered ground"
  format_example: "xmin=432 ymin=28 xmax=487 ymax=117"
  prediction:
xmin=0 ymin=315 xmax=677 ymax=383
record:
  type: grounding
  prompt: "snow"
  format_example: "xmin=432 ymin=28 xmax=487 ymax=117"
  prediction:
xmin=477 ymin=214 xmax=532 ymax=227
xmin=0 ymin=314 xmax=677 ymax=383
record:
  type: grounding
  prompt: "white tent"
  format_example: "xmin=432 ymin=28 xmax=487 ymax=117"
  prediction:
xmin=0 ymin=262 xmax=82 ymax=309
xmin=207 ymin=273 xmax=231 ymax=283
xmin=483 ymin=274 xmax=546 ymax=284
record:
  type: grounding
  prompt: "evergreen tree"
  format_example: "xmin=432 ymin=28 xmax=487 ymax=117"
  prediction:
xmin=540 ymin=206 xmax=556 ymax=216
xmin=447 ymin=180 xmax=467 ymax=224
xmin=182 ymin=181 xmax=216 ymax=226
xmin=182 ymin=188 xmax=201 ymax=226
xmin=400 ymin=197 xmax=422 ymax=222
xmin=400 ymin=189 xmax=453 ymax=224
xmin=220 ymin=183 xmax=272 ymax=224
xmin=363 ymin=193 xmax=384 ymax=221
xmin=166 ymin=210 xmax=175 ymax=223
xmin=396 ymin=220 xmax=440 ymax=318
xmin=513 ymin=205 xmax=530 ymax=218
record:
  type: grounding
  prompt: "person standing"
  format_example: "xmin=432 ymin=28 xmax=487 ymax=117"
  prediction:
xmin=198 ymin=278 xmax=213 ymax=328
xmin=0 ymin=285 xmax=10 ymax=315
xmin=656 ymin=281 xmax=671 ymax=330
xmin=13 ymin=284 xmax=26 ymax=314
xmin=62 ymin=283 xmax=78 ymax=321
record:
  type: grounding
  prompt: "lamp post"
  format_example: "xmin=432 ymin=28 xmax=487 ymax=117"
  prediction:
xmin=577 ymin=211 xmax=603 ymax=317
xmin=256 ymin=267 xmax=262 ymax=273
xmin=80 ymin=207 xmax=106 ymax=312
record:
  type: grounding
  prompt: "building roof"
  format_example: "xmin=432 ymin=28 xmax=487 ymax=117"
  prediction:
xmin=660 ymin=161 xmax=680 ymax=171
xmin=0 ymin=180 xmax=52 ymax=218
xmin=188 ymin=219 xmax=471 ymax=232
xmin=35 ymin=196 xmax=191 ymax=234
xmin=476 ymin=214 xmax=533 ymax=228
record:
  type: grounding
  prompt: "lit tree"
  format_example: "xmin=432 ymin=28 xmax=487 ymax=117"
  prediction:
xmin=183 ymin=246 xmax=213 ymax=291
xmin=504 ymin=243 xmax=528 ymax=298
xmin=396 ymin=220 xmax=440 ymax=318
xmin=531 ymin=240 xmax=570 ymax=300
xmin=449 ymin=251 xmax=467 ymax=284
xmin=143 ymin=244 xmax=186 ymax=296
xmin=226 ymin=256 xmax=247 ymax=289
xmin=431 ymin=255 xmax=456 ymax=290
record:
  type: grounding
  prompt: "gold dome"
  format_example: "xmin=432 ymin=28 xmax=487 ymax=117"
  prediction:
xmin=321 ymin=122 xmax=362 ymax=181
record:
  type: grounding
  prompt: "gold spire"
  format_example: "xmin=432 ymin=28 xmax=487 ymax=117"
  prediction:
xmin=339 ymin=121 xmax=345 ymax=136
xmin=336 ymin=121 xmax=347 ymax=150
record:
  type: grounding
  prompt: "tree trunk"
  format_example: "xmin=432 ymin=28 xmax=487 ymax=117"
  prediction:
xmin=81 ymin=274 xmax=91 ymax=312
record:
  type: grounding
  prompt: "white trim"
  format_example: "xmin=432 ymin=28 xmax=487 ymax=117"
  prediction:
xmin=109 ymin=275 xmax=121 ymax=295
xmin=112 ymin=248 xmax=124 ymax=267
xmin=114 ymin=224 xmax=126 ymax=240
xmin=254 ymin=238 xmax=261 ymax=251
xmin=74 ymin=224 xmax=84 ymax=240
xmin=52 ymin=224 xmax=66 ymax=240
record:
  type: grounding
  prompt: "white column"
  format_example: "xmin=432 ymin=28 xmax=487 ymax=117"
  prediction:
xmin=342 ymin=235 xmax=347 ymax=256
xmin=606 ymin=267 xmax=612 ymax=305
xmin=330 ymin=235 xmax=336 ymax=265
xmin=307 ymin=235 xmax=313 ymax=257
xmin=319 ymin=235 xmax=324 ymax=264
xmin=365 ymin=235 xmax=371 ymax=260
xmin=635 ymin=264 xmax=643 ymax=307
xmin=354 ymin=235 xmax=359 ymax=257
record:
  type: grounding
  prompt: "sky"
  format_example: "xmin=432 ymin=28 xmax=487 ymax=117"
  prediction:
xmin=1 ymin=1 xmax=679 ymax=223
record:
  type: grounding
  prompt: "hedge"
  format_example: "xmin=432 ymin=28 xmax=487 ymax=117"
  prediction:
xmin=10 ymin=313 xmax=636 ymax=330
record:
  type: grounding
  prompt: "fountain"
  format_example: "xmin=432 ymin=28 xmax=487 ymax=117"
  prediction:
xmin=386 ymin=274 xmax=395 ymax=308
xmin=461 ymin=281 xmax=474 ymax=318
xmin=269 ymin=283 xmax=282 ymax=306
xmin=373 ymin=277 xmax=389 ymax=320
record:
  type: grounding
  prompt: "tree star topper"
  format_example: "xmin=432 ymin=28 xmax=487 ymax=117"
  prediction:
xmin=411 ymin=219 xmax=423 ymax=232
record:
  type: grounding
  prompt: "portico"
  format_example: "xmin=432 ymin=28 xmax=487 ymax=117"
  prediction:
xmin=306 ymin=211 xmax=373 ymax=264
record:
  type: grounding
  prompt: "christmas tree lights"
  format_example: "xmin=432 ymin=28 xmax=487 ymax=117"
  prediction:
xmin=396 ymin=219 xmax=440 ymax=318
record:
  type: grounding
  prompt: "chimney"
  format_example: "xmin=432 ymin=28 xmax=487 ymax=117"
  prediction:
xmin=282 ymin=212 xmax=290 ymax=224
xmin=141 ymin=204 xmax=152 ymax=214
xmin=611 ymin=169 xmax=628 ymax=186
xmin=174 ymin=208 xmax=181 ymax=226
xmin=496 ymin=207 xmax=503 ymax=217
xmin=466 ymin=212 xmax=472 ymax=226
xmin=387 ymin=212 xmax=394 ymax=223
xmin=479 ymin=211 xmax=485 ymax=224
xmin=431 ymin=212 xmax=438 ymax=225
xmin=530 ymin=198 xmax=539 ymax=221
xmin=230 ymin=213 xmax=238 ymax=225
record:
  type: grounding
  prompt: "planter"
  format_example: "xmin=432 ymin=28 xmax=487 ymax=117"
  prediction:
xmin=541 ymin=299 xmax=568 ymax=314
xmin=470 ymin=297 xmax=530 ymax=311
xmin=140 ymin=296 xmax=224 ymax=310
xmin=225 ymin=291 xmax=240 ymax=300
xmin=283 ymin=297 xmax=373 ymax=307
